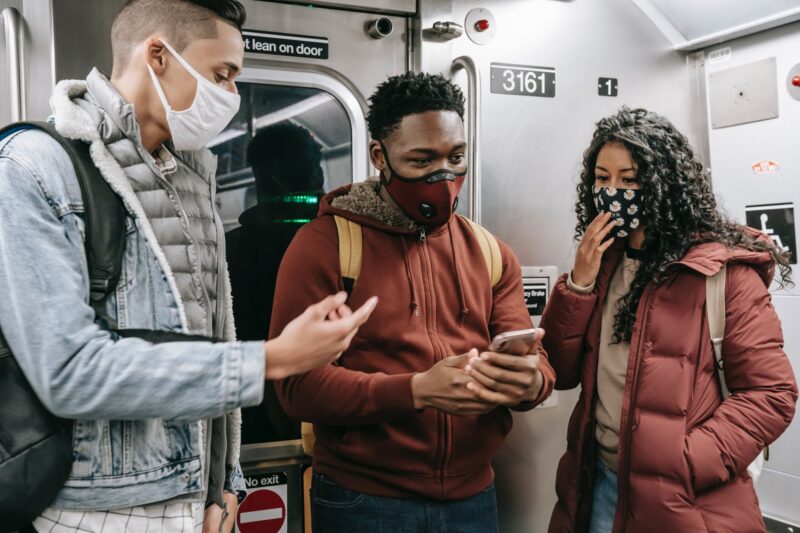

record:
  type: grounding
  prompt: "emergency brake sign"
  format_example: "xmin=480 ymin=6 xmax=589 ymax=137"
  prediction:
xmin=523 ymin=279 xmax=549 ymax=317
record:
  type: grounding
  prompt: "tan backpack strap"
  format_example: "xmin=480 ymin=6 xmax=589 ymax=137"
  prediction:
xmin=300 ymin=422 xmax=315 ymax=456
xmin=334 ymin=215 xmax=363 ymax=292
xmin=461 ymin=216 xmax=503 ymax=288
xmin=706 ymin=265 xmax=729 ymax=397
xmin=305 ymin=216 xmax=363 ymax=458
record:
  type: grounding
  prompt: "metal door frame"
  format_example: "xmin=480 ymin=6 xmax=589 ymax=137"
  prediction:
xmin=239 ymin=63 xmax=370 ymax=183
xmin=236 ymin=63 xmax=370 ymax=462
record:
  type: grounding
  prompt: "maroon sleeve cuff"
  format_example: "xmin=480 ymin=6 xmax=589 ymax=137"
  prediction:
xmin=685 ymin=428 xmax=730 ymax=492
xmin=533 ymin=356 xmax=556 ymax=406
xmin=372 ymin=373 xmax=417 ymax=417
xmin=511 ymin=348 xmax=556 ymax=412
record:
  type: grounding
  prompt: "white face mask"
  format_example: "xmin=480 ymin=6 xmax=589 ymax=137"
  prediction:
xmin=147 ymin=39 xmax=241 ymax=151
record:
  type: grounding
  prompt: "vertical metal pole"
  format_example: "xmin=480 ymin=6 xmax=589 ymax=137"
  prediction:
xmin=3 ymin=7 xmax=25 ymax=122
xmin=451 ymin=55 xmax=481 ymax=224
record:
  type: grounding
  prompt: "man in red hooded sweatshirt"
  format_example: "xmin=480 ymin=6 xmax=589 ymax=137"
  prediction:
xmin=271 ymin=72 xmax=556 ymax=532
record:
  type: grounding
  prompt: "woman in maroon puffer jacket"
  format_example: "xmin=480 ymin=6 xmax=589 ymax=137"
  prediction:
xmin=542 ymin=107 xmax=797 ymax=533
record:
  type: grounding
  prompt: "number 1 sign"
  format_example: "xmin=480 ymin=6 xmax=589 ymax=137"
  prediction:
xmin=598 ymin=77 xmax=619 ymax=97
xmin=490 ymin=63 xmax=556 ymax=97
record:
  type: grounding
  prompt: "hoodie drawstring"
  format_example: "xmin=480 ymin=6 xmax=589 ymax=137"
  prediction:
xmin=401 ymin=237 xmax=419 ymax=316
xmin=448 ymin=220 xmax=470 ymax=323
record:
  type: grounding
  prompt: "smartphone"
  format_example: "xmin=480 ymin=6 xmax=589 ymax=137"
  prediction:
xmin=488 ymin=328 xmax=543 ymax=356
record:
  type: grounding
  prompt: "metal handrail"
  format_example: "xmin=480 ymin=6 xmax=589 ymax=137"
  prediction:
xmin=451 ymin=55 xmax=481 ymax=224
xmin=2 ymin=6 xmax=24 ymax=122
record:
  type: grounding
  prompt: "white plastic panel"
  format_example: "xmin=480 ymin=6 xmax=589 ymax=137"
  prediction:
xmin=649 ymin=0 xmax=800 ymax=41
xmin=633 ymin=0 xmax=800 ymax=51
xmin=708 ymin=57 xmax=779 ymax=129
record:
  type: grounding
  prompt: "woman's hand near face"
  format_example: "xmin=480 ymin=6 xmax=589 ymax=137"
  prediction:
xmin=572 ymin=212 xmax=617 ymax=287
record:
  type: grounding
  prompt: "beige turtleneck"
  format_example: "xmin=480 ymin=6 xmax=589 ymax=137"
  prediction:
xmin=568 ymin=253 xmax=640 ymax=470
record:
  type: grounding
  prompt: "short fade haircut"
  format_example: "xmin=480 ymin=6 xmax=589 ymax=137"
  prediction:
xmin=111 ymin=0 xmax=246 ymax=73
xmin=366 ymin=72 xmax=465 ymax=142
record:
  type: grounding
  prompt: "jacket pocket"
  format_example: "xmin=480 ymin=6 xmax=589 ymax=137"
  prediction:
xmin=164 ymin=419 xmax=200 ymax=462
xmin=124 ymin=420 xmax=196 ymax=478
xmin=68 ymin=419 xmax=109 ymax=479
xmin=117 ymin=217 xmax=139 ymax=289
xmin=448 ymin=409 xmax=510 ymax=476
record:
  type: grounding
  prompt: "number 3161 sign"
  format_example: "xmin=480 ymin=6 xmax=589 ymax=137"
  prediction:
xmin=490 ymin=63 xmax=556 ymax=98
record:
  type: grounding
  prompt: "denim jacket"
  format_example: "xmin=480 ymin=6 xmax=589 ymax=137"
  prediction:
xmin=0 ymin=75 xmax=265 ymax=510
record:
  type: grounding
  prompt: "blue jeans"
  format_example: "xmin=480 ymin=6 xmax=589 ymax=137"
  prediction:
xmin=589 ymin=461 xmax=619 ymax=533
xmin=311 ymin=473 xmax=499 ymax=533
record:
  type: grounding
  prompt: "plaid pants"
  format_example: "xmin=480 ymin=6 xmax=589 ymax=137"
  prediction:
xmin=32 ymin=503 xmax=205 ymax=533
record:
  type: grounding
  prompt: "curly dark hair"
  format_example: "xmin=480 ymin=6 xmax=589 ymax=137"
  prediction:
xmin=366 ymin=72 xmax=465 ymax=141
xmin=576 ymin=107 xmax=792 ymax=343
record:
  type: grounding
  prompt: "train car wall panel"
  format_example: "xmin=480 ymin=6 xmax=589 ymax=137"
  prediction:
xmin=17 ymin=0 xmax=408 ymax=124
xmin=19 ymin=0 xmax=124 ymax=121
xmin=703 ymin=20 xmax=800 ymax=527
xmin=239 ymin=0 xmax=408 ymax=107
xmin=276 ymin=0 xmax=415 ymax=15
xmin=417 ymin=1 xmax=697 ymax=531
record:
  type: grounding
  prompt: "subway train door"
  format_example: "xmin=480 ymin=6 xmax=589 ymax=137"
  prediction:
xmin=209 ymin=2 xmax=412 ymax=532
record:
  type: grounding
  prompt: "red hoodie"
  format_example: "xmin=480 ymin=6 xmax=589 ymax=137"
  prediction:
xmin=271 ymin=183 xmax=555 ymax=500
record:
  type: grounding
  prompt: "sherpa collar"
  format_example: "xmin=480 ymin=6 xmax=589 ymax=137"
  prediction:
xmin=330 ymin=178 xmax=417 ymax=229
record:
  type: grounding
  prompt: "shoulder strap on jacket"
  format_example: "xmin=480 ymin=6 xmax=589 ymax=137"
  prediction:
xmin=706 ymin=265 xmax=729 ymax=397
xmin=0 ymin=121 xmax=127 ymax=302
xmin=334 ymin=215 xmax=363 ymax=294
xmin=460 ymin=215 xmax=503 ymax=288
xmin=300 ymin=422 xmax=315 ymax=456
xmin=332 ymin=214 xmax=503 ymax=293
xmin=306 ymin=215 xmax=362 ymax=457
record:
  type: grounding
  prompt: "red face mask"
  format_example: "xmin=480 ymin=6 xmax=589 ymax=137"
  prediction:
xmin=380 ymin=143 xmax=467 ymax=227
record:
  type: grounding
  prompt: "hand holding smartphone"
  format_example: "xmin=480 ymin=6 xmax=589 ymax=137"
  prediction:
xmin=488 ymin=328 xmax=543 ymax=356
xmin=464 ymin=328 xmax=546 ymax=406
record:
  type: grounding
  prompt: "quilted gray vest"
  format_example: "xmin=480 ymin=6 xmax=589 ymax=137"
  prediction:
xmin=77 ymin=70 xmax=223 ymax=337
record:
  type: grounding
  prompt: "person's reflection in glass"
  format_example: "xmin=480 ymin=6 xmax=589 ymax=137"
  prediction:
xmin=226 ymin=122 xmax=325 ymax=443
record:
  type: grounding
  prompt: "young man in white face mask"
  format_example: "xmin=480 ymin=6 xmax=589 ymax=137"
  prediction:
xmin=0 ymin=0 xmax=377 ymax=531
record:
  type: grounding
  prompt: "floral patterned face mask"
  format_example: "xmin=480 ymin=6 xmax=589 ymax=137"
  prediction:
xmin=592 ymin=186 xmax=642 ymax=239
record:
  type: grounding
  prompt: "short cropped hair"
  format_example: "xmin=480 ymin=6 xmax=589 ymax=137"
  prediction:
xmin=366 ymin=72 xmax=465 ymax=142
xmin=111 ymin=0 xmax=246 ymax=72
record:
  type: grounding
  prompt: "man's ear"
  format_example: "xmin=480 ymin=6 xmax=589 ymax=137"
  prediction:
xmin=369 ymin=140 xmax=386 ymax=172
xmin=144 ymin=37 xmax=168 ymax=74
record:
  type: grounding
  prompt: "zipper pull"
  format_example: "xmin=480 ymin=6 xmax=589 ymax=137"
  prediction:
xmin=419 ymin=227 xmax=427 ymax=242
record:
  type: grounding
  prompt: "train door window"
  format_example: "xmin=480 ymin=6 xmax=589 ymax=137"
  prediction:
xmin=212 ymin=76 xmax=362 ymax=445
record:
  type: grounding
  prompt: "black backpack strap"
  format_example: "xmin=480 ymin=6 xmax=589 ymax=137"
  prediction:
xmin=113 ymin=329 xmax=218 ymax=343
xmin=0 ymin=122 xmax=127 ymax=302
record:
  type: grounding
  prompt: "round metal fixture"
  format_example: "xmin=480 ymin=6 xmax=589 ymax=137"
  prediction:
xmin=367 ymin=17 xmax=394 ymax=39
xmin=465 ymin=8 xmax=496 ymax=45
xmin=787 ymin=63 xmax=800 ymax=101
